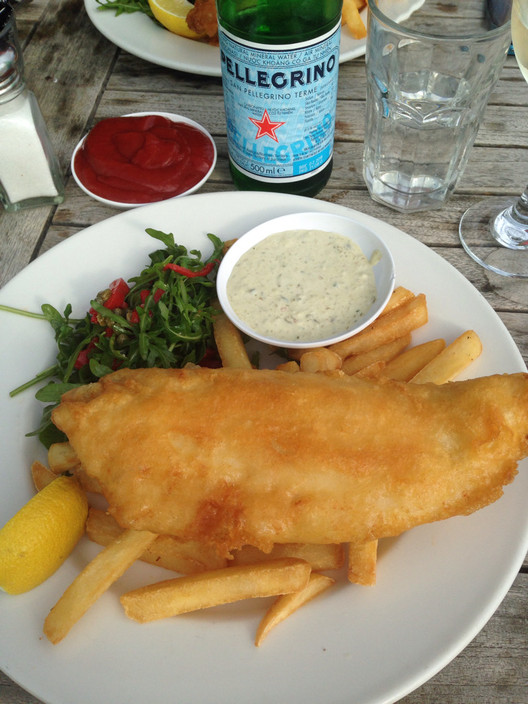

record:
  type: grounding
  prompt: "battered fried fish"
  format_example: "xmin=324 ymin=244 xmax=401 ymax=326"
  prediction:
xmin=186 ymin=0 xmax=219 ymax=44
xmin=52 ymin=367 xmax=528 ymax=554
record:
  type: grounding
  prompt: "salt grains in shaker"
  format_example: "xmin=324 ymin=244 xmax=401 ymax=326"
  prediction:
xmin=0 ymin=2 xmax=64 ymax=212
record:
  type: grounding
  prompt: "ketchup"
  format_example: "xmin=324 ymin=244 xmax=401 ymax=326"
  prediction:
xmin=73 ymin=115 xmax=215 ymax=204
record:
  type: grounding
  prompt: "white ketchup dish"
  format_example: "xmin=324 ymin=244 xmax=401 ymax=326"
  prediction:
xmin=71 ymin=111 xmax=217 ymax=209
xmin=216 ymin=211 xmax=395 ymax=348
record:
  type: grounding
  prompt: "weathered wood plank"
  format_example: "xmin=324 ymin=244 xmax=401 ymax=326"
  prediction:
xmin=328 ymin=143 xmax=527 ymax=199
xmin=399 ymin=573 xmax=528 ymax=703
xmin=88 ymin=89 xmax=528 ymax=151
xmin=106 ymin=52 xmax=528 ymax=108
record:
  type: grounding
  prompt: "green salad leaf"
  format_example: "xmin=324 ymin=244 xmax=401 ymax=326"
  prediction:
xmin=95 ymin=0 xmax=155 ymax=19
xmin=1 ymin=228 xmax=225 ymax=447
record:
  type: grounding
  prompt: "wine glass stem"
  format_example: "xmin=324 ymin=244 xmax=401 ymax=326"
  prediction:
xmin=513 ymin=186 xmax=528 ymax=221
xmin=492 ymin=185 xmax=528 ymax=249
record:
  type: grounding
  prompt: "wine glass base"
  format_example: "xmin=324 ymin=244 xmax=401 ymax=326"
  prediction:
xmin=459 ymin=196 xmax=528 ymax=278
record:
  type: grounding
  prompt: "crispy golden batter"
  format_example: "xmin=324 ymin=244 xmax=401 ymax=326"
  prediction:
xmin=52 ymin=367 xmax=528 ymax=554
xmin=186 ymin=0 xmax=219 ymax=44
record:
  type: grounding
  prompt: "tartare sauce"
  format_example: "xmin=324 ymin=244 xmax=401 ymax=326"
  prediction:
xmin=226 ymin=228 xmax=378 ymax=342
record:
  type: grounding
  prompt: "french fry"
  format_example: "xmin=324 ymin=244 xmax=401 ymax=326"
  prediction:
xmin=379 ymin=286 xmax=416 ymax=317
xmin=213 ymin=310 xmax=252 ymax=369
xmin=299 ymin=347 xmax=342 ymax=373
xmin=47 ymin=444 xmax=102 ymax=495
xmin=341 ymin=333 xmax=411 ymax=375
xmin=287 ymin=347 xmax=309 ymax=362
xmin=48 ymin=442 xmax=80 ymax=474
xmin=382 ymin=338 xmax=446 ymax=381
xmin=255 ymin=572 xmax=335 ymax=646
xmin=120 ymin=558 xmax=312 ymax=623
xmin=86 ymin=508 xmax=227 ymax=574
xmin=347 ymin=540 xmax=378 ymax=586
xmin=54 ymin=467 xmax=101 ymax=495
xmin=328 ymin=293 xmax=428 ymax=359
xmin=348 ymin=330 xmax=480 ymax=583
xmin=411 ymin=330 xmax=482 ymax=385
xmin=31 ymin=460 xmax=57 ymax=491
xmin=44 ymin=529 xmax=158 ymax=644
xmin=352 ymin=360 xmax=386 ymax=378
xmin=276 ymin=360 xmax=300 ymax=373
xmin=322 ymin=369 xmax=347 ymax=379
xmin=222 ymin=238 xmax=238 ymax=254
xmin=342 ymin=0 xmax=367 ymax=38
xmin=290 ymin=290 xmax=417 ymax=366
xmin=231 ymin=543 xmax=344 ymax=572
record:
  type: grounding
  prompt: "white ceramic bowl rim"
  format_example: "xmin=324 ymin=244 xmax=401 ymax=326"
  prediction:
xmin=70 ymin=111 xmax=217 ymax=209
xmin=216 ymin=211 xmax=396 ymax=349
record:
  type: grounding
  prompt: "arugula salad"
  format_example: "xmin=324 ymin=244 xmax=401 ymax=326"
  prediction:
xmin=1 ymin=228 xmax=224 ymax=447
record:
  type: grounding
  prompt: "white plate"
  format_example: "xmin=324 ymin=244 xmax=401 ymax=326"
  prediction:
xmin=0 ymin=191 xmax=527 ymax=704
xmin=84 ymin=0 xmax=426 ymax=76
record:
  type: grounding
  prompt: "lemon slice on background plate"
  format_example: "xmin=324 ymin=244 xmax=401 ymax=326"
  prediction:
xmin=148 ymin=0 xmax=203 ymax=39
xmin=0 ymin=475 xmax=88 ymax=595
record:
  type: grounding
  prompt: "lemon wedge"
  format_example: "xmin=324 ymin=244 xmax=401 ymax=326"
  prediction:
xmin=148 ymin=0 xmax=203 ymax=39
xmin=0 ymin=475 xmax=88 ymax=595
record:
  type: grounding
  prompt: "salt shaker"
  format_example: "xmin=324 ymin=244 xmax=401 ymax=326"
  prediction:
xmin=0 ymin=2 xmax=64 ymax=212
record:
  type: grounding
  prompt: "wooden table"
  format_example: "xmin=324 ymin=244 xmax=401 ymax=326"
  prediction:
xmin=1 ymin=0 xmax=527 ymax=702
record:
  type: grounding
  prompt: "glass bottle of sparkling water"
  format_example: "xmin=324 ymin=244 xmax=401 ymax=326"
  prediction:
xmin=217 ymin=0 xmax=342 ymax=197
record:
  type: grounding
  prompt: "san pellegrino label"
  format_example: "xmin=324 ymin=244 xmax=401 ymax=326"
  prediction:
xmin=218 ymin=21 xmax=341 ymax=183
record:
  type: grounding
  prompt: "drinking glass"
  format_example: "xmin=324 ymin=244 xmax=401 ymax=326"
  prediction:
xmin=363 ymin=0 xmax=512 ymax=213
xmin=459 ymin=0 xmax=528 ymax=278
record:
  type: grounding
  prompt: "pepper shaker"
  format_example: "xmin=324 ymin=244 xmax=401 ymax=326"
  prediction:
xmin=0 ymin=1 xmax=64 ymax=212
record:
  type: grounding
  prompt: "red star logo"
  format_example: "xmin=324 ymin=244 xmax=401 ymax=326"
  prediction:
xmin=249 ymin=109 xmax=285 ymax=142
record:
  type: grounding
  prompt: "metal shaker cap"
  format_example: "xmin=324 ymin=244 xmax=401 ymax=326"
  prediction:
xmin=0 ymin=2 xmax=24 ymax=98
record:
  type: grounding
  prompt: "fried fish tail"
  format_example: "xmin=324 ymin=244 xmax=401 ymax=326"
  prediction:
xmin=52 ymin=367 xmax=528 ymax=554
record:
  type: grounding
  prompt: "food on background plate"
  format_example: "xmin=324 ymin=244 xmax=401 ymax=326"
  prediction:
xmin=148 ymin=0 xmax=205 ymax=39
xmin=95 ymin=0 xmax=372 ymax=44
xmin=342 ymin=0 xmax=368 ymax=38
xmin=190 ymin=0 xmax=372 ymax=42
xmin=186 ymin=0 xmax=219 ymax=42
xmin=52 ymin=366 xmax=528 ymax=554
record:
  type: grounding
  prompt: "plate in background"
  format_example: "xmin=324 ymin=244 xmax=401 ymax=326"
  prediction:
xmin=84 ymin=0 xmax=426 ymax=76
